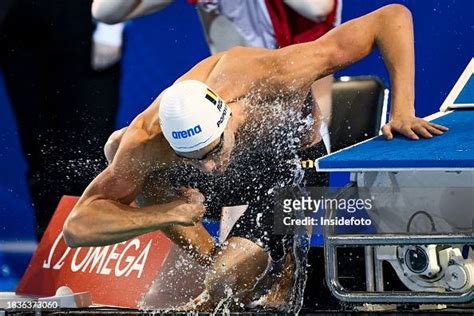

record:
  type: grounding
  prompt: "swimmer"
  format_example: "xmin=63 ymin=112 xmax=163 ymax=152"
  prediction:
xmin=63 ymin=5 xmax=448 ymax=311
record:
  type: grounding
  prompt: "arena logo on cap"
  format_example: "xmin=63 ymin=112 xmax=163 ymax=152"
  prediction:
xmin=172 ymin=125 xmax=202 ymax=139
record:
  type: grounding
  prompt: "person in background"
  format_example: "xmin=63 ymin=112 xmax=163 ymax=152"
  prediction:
xmin=92 ymin=0 xmax=341 ymax=152
xmin=92 ymin=22 xmax=124 ymax=72
xmin=0 ymin=0 xmax=122 ymax=240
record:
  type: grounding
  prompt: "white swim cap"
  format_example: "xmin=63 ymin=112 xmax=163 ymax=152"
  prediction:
xmin=159 ymin=80 xmax=231 ymax=153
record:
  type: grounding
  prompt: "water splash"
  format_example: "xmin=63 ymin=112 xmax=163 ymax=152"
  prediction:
xmin=138 ymin=89 xmax=320 ymax=313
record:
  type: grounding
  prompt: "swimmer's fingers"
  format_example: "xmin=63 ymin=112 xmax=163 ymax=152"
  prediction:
xmin=178 ymin=186 xmax=198 ymax=194
xmin=164 ymin=201 xmax=205 ymax=227
xmin=400 ymin=126 xmax=420 ymax=140
xmin=411 ymin=120 xmax=448 ymax=138
xmin=179 ymin=187 xmax=205 ymax=203
xmin=384 ymin=116 xmax=448 ymax=140
xmin=382 ymin=125 xmax=394 ymax=140
xmin=412 ymin=124 xmax=433 ymax=139
xmin=424 ymin=122 xmax=447 ymax=136
xmin=382 ymin=121 xmax=419 ymax=140
xmin=428 ymin=122 xmax=449 ymax=132
xmin=181 ymin=203 xmax=206 ymax=225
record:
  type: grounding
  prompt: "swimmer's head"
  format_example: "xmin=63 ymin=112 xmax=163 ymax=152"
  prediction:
xmin=159 ymin=80 xmax=232 ymax=165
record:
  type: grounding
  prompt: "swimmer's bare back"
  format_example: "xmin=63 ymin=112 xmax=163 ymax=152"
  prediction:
xmin=64 ymin=5 xmax=447 ymax=251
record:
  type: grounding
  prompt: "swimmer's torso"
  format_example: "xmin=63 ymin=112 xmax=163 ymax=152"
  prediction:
xmin=132 ymin=46 xmax=321 ymax=207
xmin=140 ymin=45 xmax=321 ymax=150
xmin=138 ymin=95 xmax=313 ymax=211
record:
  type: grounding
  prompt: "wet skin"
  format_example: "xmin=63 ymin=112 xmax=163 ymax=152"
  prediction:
xmin=64 ymin=4 xmax=448 ymax=311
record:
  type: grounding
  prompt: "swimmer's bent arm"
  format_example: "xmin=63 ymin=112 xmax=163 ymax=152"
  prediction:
xmin=275 ymin=4 xmax=448 ymax=139
xmin=104 ymin=127 xmax=128 ymax=164
xmin=63 ymin=130 xmax=205 ymax=248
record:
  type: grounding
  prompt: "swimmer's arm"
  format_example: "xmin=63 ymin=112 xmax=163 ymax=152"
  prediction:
xmin=276 ymin=4 xmax=448 ymax=139
xmin=104 ymin=127 xmax=128 ymax=164
xmin=92 ymin=0 xmax=173 ymax=25
xmin=140 ymin=183 xmax=216 ymax=266
xmin=160 ymin=224 xmax=217 ymax=267
xmin=63 ymin=130 xmax=204 ymax=247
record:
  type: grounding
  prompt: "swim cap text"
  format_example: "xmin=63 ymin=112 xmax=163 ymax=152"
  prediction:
xmin=172 ymin=125 xmax=202 ymax=139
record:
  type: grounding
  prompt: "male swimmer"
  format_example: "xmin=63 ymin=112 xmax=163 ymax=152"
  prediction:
xmin=63 ymin=5 xmax=448 ymax=311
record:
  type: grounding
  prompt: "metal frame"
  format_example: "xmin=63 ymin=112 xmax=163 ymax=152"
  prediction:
xmin=323 ymin=183 xmax=474 ymax=304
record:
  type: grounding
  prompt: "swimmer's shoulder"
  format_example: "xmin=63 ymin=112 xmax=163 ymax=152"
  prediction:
xmin=175 ymin=52 xmax=226 ymax=84
xmin=116 ymin=110 xmax=176 ymax=169
xmin=176 ymin=48 xmax=260 ymax=82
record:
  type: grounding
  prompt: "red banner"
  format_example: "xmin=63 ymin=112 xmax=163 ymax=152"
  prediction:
xmin=16 ymin=196 xmax=174 ymax=308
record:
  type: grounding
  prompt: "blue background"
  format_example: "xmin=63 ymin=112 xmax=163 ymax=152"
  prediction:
xmin=0 ymin=0 xmax=473 ymax=289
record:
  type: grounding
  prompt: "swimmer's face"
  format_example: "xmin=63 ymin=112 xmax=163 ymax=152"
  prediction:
xmin=176 ymin=122 xmax=235 ymax=173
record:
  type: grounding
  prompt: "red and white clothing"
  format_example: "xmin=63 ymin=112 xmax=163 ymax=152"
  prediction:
xmin=266 ymin=0 xmax=341 ymax=47
xmin=190 ymin=0 xmax=342 ymax=49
